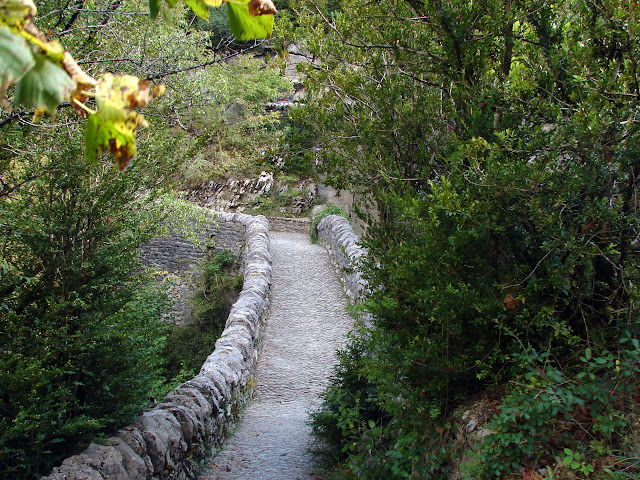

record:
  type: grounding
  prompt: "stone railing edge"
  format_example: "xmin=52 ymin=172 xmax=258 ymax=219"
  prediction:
xmin=43 ymin=211 xmax=272 ymax=480
xmin=314 ymin=213 xmax=368 ymax=306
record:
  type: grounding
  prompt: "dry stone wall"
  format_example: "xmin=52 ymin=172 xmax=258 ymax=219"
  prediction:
xmin=314 ymin=213 xmax=368 ymax=305
xmin=139 ymin=223 xmax=244 ymax=272
xmin=43 ymin=212 xmax=271 ymax=480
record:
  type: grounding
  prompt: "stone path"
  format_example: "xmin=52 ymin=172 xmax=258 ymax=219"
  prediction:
xmin=200 ymin=231 xmax=354 ymax=480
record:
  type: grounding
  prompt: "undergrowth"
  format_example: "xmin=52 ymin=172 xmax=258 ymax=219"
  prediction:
xmin=468 ymin=341 xmax=640 ymax=480
xmin=162 ymin=250 xmax=242 ymax=383
xmin=311 ymin=204 xmax=349 ymax=242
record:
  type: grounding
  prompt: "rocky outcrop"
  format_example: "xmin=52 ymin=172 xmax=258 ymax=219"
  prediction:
xmin=185 ymin=172 xmax=274 ymax=212
xmin=185 ymin=173 xmax=316 ymax=216
xmin=43 ymin=213 xmax=271 ymax=480
xmin=274 ymin=178 xmax=316 ymax=215
xmin=266 ymin=43 xmax=308 ymax=111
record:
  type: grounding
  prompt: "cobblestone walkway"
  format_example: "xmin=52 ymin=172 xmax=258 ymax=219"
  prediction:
xmin=200 ymin=231 xmax=353 ymax=480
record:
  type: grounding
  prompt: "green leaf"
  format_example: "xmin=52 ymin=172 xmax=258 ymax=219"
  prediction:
xmin=148 ymin=0 xmax=161 ymax=19
xmin=0 ymin=25 xmax=35 ymax=85
xmin=584 ymin=347 xmax=591 ymax=361
xmin=227 ymin=1 xmax=274 ymax=40
xmin=84 ymin=113 xmax=100 ymax=164
xmin=368 ymin=419 xmax=376 ymax=429
xmin=184 ymin=0 xmax=208 ymax=20
xmin=13 ymin=54 xmax=74 ymax=113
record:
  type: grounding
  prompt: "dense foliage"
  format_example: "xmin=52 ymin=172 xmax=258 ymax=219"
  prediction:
xmin=0 ymin=0 xmax=295 ymax=476
xmin=310 ymin=203 xmax=349 ymax=242
xmin=290 ymin=0 xmax=640 ymax=478
xmin=0 ymin=126 xmax=178 ymax=478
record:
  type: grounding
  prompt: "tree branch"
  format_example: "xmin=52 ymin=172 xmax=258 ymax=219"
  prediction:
xmin=146 ymin=41 xmax=268 ymax=81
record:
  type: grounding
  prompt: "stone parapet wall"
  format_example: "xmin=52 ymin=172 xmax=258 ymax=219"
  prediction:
xmin=267 ymin=216 xmax=311 ymax=234
xmin=43 ymin=213 xmax=271 ymax=480
xmin=315 ymin=214 xmax=368 ymax=305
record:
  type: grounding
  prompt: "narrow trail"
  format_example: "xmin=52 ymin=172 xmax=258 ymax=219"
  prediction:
xmin=200 ymin=231 xmax=354 ymax=480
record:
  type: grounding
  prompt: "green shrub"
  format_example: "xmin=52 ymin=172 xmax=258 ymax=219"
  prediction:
xmin=310 ymin=204 xmax=349 ymax=242
xmin=293 ymin=0 xmax=640 ymax=476
xmin=311 ymin=331 xmax=457 ymax=479
xmin=0 ymin=130 xmax=174 ymax=479
xmin=468 ymin=339 xmax=640 ymax=479
xmin=310 ymin=336 xmax=388 ymax=476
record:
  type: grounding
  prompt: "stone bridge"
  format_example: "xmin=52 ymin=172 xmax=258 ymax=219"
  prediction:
xmin=44 ymin=211 xmax=366 ymax=480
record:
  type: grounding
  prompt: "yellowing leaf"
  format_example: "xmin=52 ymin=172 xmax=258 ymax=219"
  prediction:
xmin=0 ymin=0 xmax=36 ymax=27
xmin=95 ymin=74 xmax=154 ymax=112
xmin=85 ymin=73 xmax=162 ymax=170
xmin=84 ymin=109 xmax=147 ymax=170
xmin=203 ymin=0 xmax=225 ymax=6
xmin=184 ymin=0 xmax=209 ymax=20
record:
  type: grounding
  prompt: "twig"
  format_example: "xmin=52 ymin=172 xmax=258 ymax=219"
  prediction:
xmin=501 ymin=248 xmax=556 ymax=291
